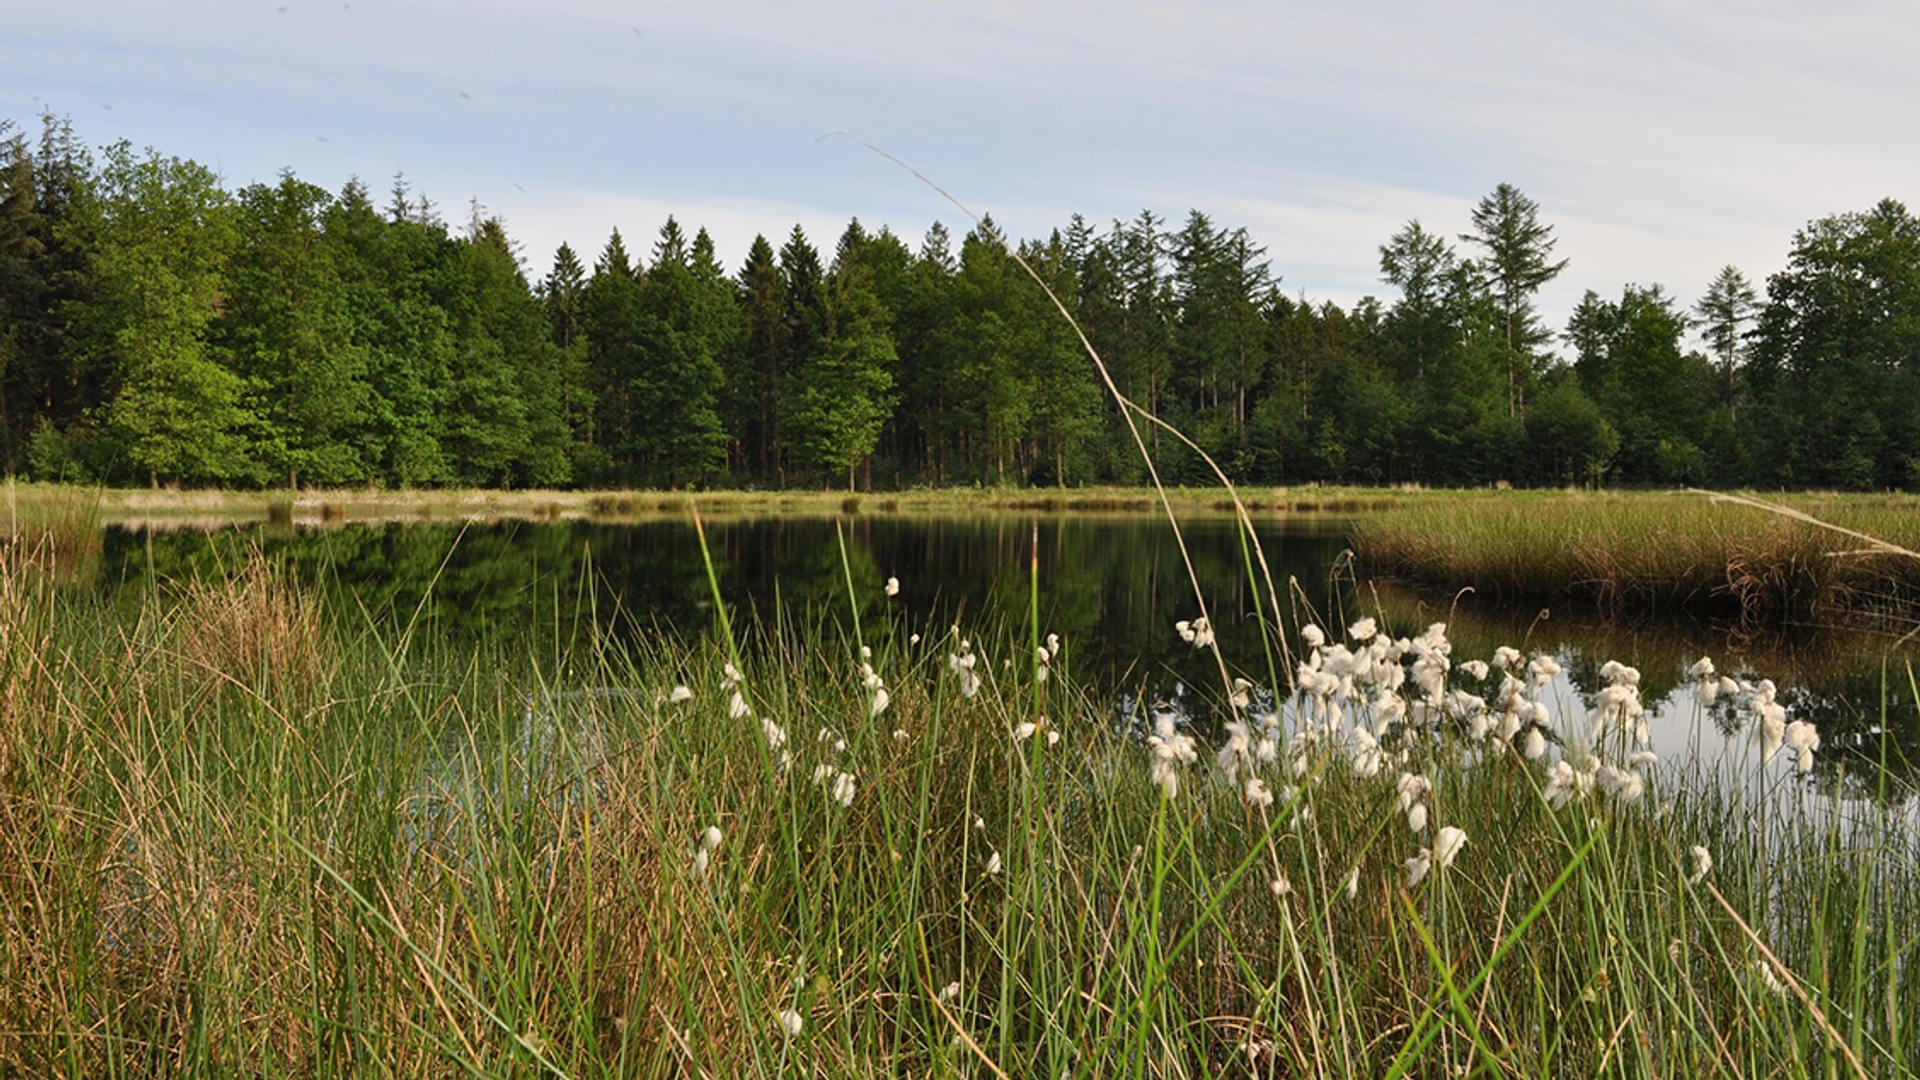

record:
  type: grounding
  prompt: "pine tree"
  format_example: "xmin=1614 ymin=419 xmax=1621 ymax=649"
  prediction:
xmin=580 ymin=228 xmax=644 ymax=482
xmin=734 ymin=233 xmax=785 ymax=481
xmin=1461 ymin=184 xmax=1568 ymax=418
xmin=1692 ymin=265 xmax=1757 ymax=419
xmin=542 ymin=242 xmax=596 ymax=470
xmin=452 ymin=215 xmax=569 ymax=486
xmin=775 ymin=225 xmax=828 ymax=485
xmin=631 ymin=216 xmax=730 ymax=484
xmin=4 ymin=114 xmax=100 ymax=478
xmin=0 ymin=120 xmax=43 ymax=471
xmin=325 ymin=177 xmax=453 ymax=486
xmin=783 ymin=261 xmax=896 ymax=489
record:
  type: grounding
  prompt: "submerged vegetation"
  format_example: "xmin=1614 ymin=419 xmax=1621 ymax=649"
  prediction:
xmin=2 ymin=541 xmax=1916 ymax=1077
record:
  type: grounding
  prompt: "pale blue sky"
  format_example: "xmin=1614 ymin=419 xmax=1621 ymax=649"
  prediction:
xmin=6 ymin=0 xmax=1917 ymax=347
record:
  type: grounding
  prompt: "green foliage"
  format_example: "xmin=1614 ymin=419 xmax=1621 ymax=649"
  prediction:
xmin=90 ymin=143 xmax=254 ymax=484
xmin=1694 ymin=264 xmax=1758 ymax=417
xmin=220 ymin=173 xmax=373 ymax=485
xmin=1461 ymin=183 xmax=1568 ymax=419
xmin=1749 ymin=198 xmax=1920 ymax=490
xmin=630 ymin=219 xmax=733 ymax=485
xmin=1569 ymin=284 xmax=1710 ymax=483
xmin=1524 ymin=379 xmax=1617 ymax=485
xmin=6 ymin=113 xmax=1920 ymax=494
xmin=783 ymin=260 xmax=896 ymax=486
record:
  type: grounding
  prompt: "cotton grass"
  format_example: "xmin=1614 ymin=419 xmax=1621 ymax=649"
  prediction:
xmin=2 ymin=541 xmax=1915 ymax=1078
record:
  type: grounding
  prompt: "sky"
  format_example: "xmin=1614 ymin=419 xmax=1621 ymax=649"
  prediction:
xmin=6 ymin=0 xmax=1918 ymax=351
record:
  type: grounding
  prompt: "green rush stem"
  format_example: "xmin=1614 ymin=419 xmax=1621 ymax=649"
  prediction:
xmin=1384 ymin=828 xmax=1601 ymax=1079
xmin=1030 ymin=519 xmax=1041 ymax=722
xmin=691 ymin=512 xmax=745 ymax=675
xmin=835 ymin=520 xmax=866 ymax=655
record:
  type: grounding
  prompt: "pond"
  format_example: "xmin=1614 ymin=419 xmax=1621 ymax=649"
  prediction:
xmin=94 ymin=510 xmax=1920 ymax=806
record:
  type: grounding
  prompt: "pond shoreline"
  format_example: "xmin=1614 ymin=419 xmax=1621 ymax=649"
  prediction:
xmin=13 ymin=481 xmax=1920 ymax=631
xmin=12 ymin=479 xmax=1920 ymax=527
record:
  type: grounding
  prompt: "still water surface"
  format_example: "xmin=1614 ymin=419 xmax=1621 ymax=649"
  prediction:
xmin=99 ymin=512 xmax=1920 ymax=802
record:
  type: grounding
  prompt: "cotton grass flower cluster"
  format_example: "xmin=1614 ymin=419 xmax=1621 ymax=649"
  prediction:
xmin=1165 ymin=618 xmax=1826 ymax=902
xmin=723 ymin=661 xmax=750 ymax=721
xmin=1035 ymin=632 xmax=1061 ymax=683
xmin=1696 ymin=671 xmax=1820 ymax=774
xmin=691 ymin=825 xmax=723 ymax=877
xmin=1687 ymin=844 xmax=1713 ymax=886
xmin=812 ymin=762 xmax=857 ymax=808
xmin=862 ymin=661 xmax=890 ymax=717
xmin=759 ymin=714 xmax=792 ymax=771
xmin=1200 ymin=618 xmax=1767 ymax=891
xmin=1147 ymin=710 xmax=1199 ymax=798
xmin=1404 ymin=825 xmax=1468 ymax=888
xmin=1013 ymin=715 xmax=1061 ymax=747
xmin=1174 ymin=616 xmax=1214 ymax=649
xmin=777 ymin=1007 xmax=804 ymax=1037
xmin=948 ymin=638 xmax=982 ymax=698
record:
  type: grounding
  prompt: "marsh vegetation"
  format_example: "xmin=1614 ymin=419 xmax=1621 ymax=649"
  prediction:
xmin=3 ymin=503 xmax=1918 ymax=1077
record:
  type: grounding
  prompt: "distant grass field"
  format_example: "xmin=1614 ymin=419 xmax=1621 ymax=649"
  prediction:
xmin=1350 ymin=489 xmax=1920 ymax=630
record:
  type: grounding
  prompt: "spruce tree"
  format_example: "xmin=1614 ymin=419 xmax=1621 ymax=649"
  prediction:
xmin=734 ymin=233 xmax=785 ymax=481
xmin=1460 ymin=183 xmax=1568 ymax=418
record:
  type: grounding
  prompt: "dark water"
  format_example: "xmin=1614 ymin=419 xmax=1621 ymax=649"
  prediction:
xmin=95 ymin=513 xmax=1920 ymax=798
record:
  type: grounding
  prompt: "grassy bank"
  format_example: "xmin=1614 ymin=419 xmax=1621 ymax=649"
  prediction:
xmin=1 ymin=480 xmax=1436 ymax=532
xmin=2 ymin=543 xmax=1915 ymax=1078
xmin=0 ymin=482 xmax=1237 ymax=531
xmin=1352 ymin=490 xmax=1920 ymax=630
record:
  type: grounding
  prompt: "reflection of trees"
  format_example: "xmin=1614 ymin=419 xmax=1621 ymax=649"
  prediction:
xmin=102 ymin=516 xmax=1915 ymax=802
xmin=101 ymin=514 xmax=1354 ymax=698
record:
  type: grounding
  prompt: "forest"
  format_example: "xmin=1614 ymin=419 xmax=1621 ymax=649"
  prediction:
xmin=3 ymin=113 xmax=1918 ymax=492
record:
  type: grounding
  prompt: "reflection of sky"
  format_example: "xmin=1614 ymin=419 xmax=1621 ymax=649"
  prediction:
xmin=8 ymin=2 xmax=1920 ymax=342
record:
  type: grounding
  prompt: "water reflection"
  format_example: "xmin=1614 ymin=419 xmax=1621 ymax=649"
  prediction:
xmin=94 ymin=513 xmax=1919 ymax=800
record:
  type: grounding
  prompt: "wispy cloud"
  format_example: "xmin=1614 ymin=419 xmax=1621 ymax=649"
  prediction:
xmin=7 ymin=0 xmax=1916 ymax=340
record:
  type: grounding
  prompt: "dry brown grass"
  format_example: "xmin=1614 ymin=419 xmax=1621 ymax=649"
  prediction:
xmin=175 ymin=555 xmax=328 ymax=697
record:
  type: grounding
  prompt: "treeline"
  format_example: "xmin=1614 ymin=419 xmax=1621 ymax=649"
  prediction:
xmin=4 ymin=113 xmax=1919 ymax=491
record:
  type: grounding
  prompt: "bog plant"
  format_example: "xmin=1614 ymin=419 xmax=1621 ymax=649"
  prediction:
xmin=2 ymin=540 xmax=1917 ymax=1077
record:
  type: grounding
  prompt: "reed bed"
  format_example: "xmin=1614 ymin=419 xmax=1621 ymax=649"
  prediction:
xmin=1352 ymin=491 xmax=1920 ymax=630
xmin=2 ymin=547 xmax=1916 ymax=1078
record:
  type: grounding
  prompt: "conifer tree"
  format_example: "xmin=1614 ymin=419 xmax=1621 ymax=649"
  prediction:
xmin=542 ymin=242 xmax=596 ymax=471
xmin=630 ymin=216 xmax=729 ymax=484
xmin=325 ymin=177 xmax=453 ymax=486
xmin=784 ymin=262 xmax=895 ymax=489
xmin=580 ymin=228 xmax=643 ymax=482
xmin=1693 ymin=265 xmax=1757 ymax=419
xmin=734 ymin=233 xmax=785 ymax=481
xmin=1461 ymin=183 xmax=1567 ymax=418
